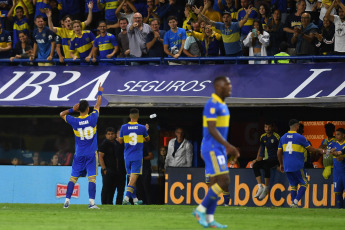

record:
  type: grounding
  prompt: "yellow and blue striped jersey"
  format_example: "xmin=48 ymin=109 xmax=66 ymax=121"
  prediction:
xmin=56 ymin=22 xmax=85 ymax=59
xmin=94 ymin=33 xmax=118 ymax=58
xmin=278 ymin=131 xmax=310 ymax=172
xmin=100 ymin=0 xmax=120 ymax=22
xmin=236 ymin=7 xmax=258 ymax=35
xmin=202 ymin=93 xmax=230 ymax=149
xmin=119 ymin=122 xmax=149 ymax=161
xmin=70 ymin=30 xmax=95 ymax=59
xmin=13 ymin=17 xmax=30 ymax=48
xmin=328 ymin=141 xmax=345 ymax=174
xmin=0 ymin=29 xmax=12 ymax=58
xmin=63 ymin=109 xmax=99 ymax=156
xmin=215 ymin=22 xmax=241 ymax=55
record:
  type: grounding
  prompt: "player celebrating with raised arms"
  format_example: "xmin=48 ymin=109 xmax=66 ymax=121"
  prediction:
xmin=193 ymin=76 xmax=239 ymax=228
xmin=277 ymin=119 xmax=328 ymax=208
xmin=119 ymin=108 xmax=150 ymax=205
xmin=59 ymin=83 xmax=104 ymax=209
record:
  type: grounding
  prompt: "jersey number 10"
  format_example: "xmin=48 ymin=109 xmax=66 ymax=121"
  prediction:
xmin=78 ymin=127 xmax=94 ymax=140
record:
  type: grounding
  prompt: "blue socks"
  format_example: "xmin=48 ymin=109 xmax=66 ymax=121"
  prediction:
xmin=295 ymin=185 xmax=307 ymax=202
xmin=335 ymin=193 xmax=343 ymax=209
xmin=89 ymin=181 xmax=96 ymax=199
xmin=66 ymin=181 xmax=75 ymax=199
xmin=126 ymin=185 xmax=135 ymax=199
xmin=290 ymin=186 xmax=297 ymax=201
xmin=223 ymin=191 xmax=230 ymax=206
xmin=201 ymin=184 xmax=223 ymax=210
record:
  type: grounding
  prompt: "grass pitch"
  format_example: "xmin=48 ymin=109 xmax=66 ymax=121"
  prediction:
xmin=0 ymin=204 xmax=342 ymax=230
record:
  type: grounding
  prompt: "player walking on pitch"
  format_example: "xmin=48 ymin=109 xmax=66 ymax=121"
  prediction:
xmin=60 ymin=83 xmax=104 ymax=209
xmin=193 ymin=76 xmax=239 ymax=228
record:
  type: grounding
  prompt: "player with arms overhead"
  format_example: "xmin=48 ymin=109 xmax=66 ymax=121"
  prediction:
xmin=193 ymin=76 xmax=239 ymax=228
xmin=59 ymin=83 xmax=104 ymax=209
xmin=277 ymin=119 xmax=327 ymax=208
xmin=119 ymin=108 xmax=150 ymax=205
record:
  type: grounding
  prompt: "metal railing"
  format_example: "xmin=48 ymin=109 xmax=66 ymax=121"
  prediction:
xmin=0 ymin=55 xmax=344 ymax=65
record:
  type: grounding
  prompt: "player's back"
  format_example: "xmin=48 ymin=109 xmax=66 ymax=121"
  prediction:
xmin=279 ymin=131 xmax=310 ymax=172
xmin=329 ymin=141 xmax=345 ymax=173
xmin=202 ymin=94 xmax=230 ymax=149
xmin=65 ymin=109 xmax=99 ymax=156
xmin=120 ymin=122 xmax=149 ymax=161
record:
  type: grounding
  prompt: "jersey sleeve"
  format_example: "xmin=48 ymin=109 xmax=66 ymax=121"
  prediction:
xmin=65 ymin=115 xmax=76 ymax=126
xmin=204 ymin=101 xmax=218 ymax=121
xmin=215 ymin=22 xmax=222 ymax=30
xmin=278 ymin=138 xmax=283 ymax=150
xmin=89 ymin=109 xmax=99 ymax=126
xmin=299 ymin=135 xmax=311 ymax=149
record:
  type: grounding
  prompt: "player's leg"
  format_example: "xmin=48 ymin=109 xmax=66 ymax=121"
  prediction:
xmin=285 ymin=172 xmax=298 ymax=207
xmin=129 ymin=159 xmax=143 ymax=205
xmin=259 ymin=159 xmax=278 ymax=200
xmin=64 ymin=176 xmax=79 ymax=208
xmin=294 ymin=169 xmax=308 ymax=206
xmin=64 ymin=155 xmax=83 ymax=208
xmin=86 ymin=152 xmax=99 ymax=209
xmin=334 ymin=173 xmax=344 ymax=208
xmin=253 ymin=160 xmax=264 ymax=198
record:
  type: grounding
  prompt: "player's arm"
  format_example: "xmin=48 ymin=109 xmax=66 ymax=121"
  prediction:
xmin=331 ymin=147 xmax=345 ymax=157
xmin=277 ymin=148 xmax=284 ymax=172
xmin=59 ymin=103 xmax=79 ymax=120
xmin=306 ymin=145 xmax=327 ymax=155
xmin=207 ymin=120 xmax=239 ymax=157
xmin=98 ymin=151 xmax=107 ymax=174
xmin=94 ymin=83 xmax=104 ymax=111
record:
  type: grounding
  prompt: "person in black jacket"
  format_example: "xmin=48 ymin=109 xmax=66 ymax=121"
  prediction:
xmin=99 ymin=127 xmax=126 ymax=205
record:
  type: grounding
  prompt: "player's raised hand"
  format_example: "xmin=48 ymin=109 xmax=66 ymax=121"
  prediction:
xmin=88 ymin=0 xmax=94 ymax=10
xmin=73 ymin=103 xmax=80 ymax=112
xmin=45 ymin=8 xmax=52 ymax=18
xmin=98 ymin=83 xmax=104 ymax=92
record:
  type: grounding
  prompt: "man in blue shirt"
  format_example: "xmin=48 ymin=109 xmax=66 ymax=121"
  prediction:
xmin=119 ymin=108 xmax=150 ymax=205
xmin=30 ymin=15 xmax=55 ymax=66
xmin=193 ymin=76 xmax=239 ymax=228
xmin=163 ymin=15 xmax=186 ymax=61
xmin=278 ymin=119 xmax=326 ymax=208
xmin=59 ymin=83 xmax=104 ymax=209
xmin=146 ymin=18 xmax=165 ymax=59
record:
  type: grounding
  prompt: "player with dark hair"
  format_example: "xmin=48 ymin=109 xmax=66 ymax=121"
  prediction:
xmin=328 ymin=128 xmax=345 ymax=208
xmin=277 ymin=119 xmax=327 ymax=208
xmin=59 ymin=83 xmax=103 ymax=209
xmin=321 ymin=123 xmax=336 ymax=179
xmin=193 ymin=76 xmax=239 ymax=228
xmin=252 ymin=121 xmax=280 ymax=200
xmin=119 ymin=108 xmax=150 ymax=205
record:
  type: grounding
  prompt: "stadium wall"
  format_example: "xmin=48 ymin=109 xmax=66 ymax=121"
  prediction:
xmin=165 ymin=168 xmax=339 ymax=208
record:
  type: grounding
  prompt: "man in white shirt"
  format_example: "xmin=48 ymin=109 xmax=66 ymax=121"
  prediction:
xmin=325 ymin=0 xmax=345 ymax=54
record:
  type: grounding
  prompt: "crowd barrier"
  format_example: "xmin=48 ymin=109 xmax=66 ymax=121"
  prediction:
xmin=1 ymin=55 xmax=344 ymax=65
xmin=165 ymin=167 xmax=339 ymax=208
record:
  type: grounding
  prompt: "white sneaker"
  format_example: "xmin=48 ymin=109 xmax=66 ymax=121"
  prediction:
xmin=290 ymin=203 xmax=298 ymax=208
xmin=63 ymin=200 xmax=69 ymax=208
xmin=259 ymin=187 xmax=269 ymax=200
xmin=88 ymin=204 xmax=100 ymax=209
xmin=254 ymin=185 xmax=264 ymax=198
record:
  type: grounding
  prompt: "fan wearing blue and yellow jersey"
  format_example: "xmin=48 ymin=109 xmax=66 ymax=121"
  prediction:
xmin=59 ymin=83 xmax=104 ymax=209
xmin=277 ymin=119 xmax=326 ymax=208
xmin=328 ymin=128 xmax=345 ymax=208
xmin=91 ymin=21 xmax=118 ymax=65
xmin=45 ymin=1 xmax=94 ymax=61
xmin=7 ymin=1 xmax=30 ymax=48
xmin=0 ymin=20 xmax=12 ymax=60
xmin=69 ymin=20 xmax=95 ymax=65
xmin=119 ymin=108 xmax=150 ymax=205
xmin=193 ymin=76 xmax=239 ymax=229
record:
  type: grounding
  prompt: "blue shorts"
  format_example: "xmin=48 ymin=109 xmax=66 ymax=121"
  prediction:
xmin=286 ymin=169 xmax=308 ymax=187
xmin=71 ymin=151 xmax=98 ymax=178
xmin=201 ymin=145 xmax=228 ymax=177
xmin=333 ymin=172 xmax=345 ymax=193
xmin=125 ymin=159 xmax=143 ymax=175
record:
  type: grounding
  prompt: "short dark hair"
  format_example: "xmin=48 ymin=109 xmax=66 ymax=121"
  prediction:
xmin=106 ymin=127 xmax=115 ymax=133
xmin=98 ymin=20 xmax=107 ymax=26
xmin=119 ymin=17 xmax=128 ymax=23
xmin=325 ymin=123 xmax=335 ymax=132
xmin=79 ymin=100 xmax=89 ymax=113
xmin=279 ymin=41 xmax=288 ymax=52
xmin=35 ymin=15 xmax=45 ymax=21
xmin=130 ymin=108 xmax=139 ymax=115
xmin=150 ymin=18 xmax=160 ymax=25
xmin=264 ymin=121 xmax=274 ymax=126
xmin=167 ymin=15 xmax=178 ymax=23
xmin=213 ymin=76 xmax=228 ymax=86
xmin=16 ymin=6 xmax=24 ymax=12
xmin=62 ymin=15 xmax=72 ymax=22
xmin=289 ymin=119 xmax=300 ymax=127
xmin=336 ymin=128 xmax=345 ymax=134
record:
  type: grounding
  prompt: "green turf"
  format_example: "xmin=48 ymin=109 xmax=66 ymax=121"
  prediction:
xmin=0 ymin=204 xmax=343 ymax=230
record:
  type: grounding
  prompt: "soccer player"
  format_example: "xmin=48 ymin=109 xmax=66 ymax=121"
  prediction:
xmin=193 ymin=76 xmax=239 ymax=228
xmin=119 ymin=108 xmax=150 ymax=205
xmin=277 ymin=119 xmax=327 ymax=208
xmin=328 ymin=128 xmax=345 ymax=208
xmin=59 ymin=83 xmax=104 ymax=209
xmin=321 ymin=123 xmax=336 ymax=179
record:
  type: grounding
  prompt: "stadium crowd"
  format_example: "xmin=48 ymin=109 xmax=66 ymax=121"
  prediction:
xmin=0 ymin=0 xmax=345 ymax=65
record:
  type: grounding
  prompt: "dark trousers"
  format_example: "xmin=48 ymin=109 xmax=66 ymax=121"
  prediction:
xmin=101 ymin=170 xmax=126 ymax=205
xmin=253 ymin=158 xmax=279 ymax=179
xmin=136 ymin=172 xmax=152 ymax=204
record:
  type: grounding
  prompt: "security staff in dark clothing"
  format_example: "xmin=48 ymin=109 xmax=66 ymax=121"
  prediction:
xmin=252 ymin=121 xmax=280 ymax=200
xmin=136 ymin=142 xmax=154 ymax=204
xmin=99 ymin=127 xmax=126 ymax=205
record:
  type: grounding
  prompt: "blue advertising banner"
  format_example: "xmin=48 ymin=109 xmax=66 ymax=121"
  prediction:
xmin=0 ymin=64 xmax=344 ymax=106
xmin=166 ymin=168 xmax=337 ymax=208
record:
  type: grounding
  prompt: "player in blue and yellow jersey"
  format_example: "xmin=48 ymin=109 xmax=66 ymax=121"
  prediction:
xmin=91 ymin=21 xmax=118 ymax=65
xmin=193 ymin=76 xmax=239 ymax=228
xmin=7 ymin=1 xmax=30 ymax=48
xmin=194 ymin=5 xmax=252 ymax=56
xmin=277 ymin=119 xmax=326 ymax=208
xmin=45 ymin=1 xmax=93 ymax=61
xmin=252 ymin=121 xmax=280 ymax=200
xmin=69 ymin=20 xmax=95 ymax=65
xmin=328 ymin=128 xmax=345 ymax=208
xmin=119 ymin=108 xmax=150 ymax=205
xmin=321 ymin=123 xmax=336 ymax=179
xmin=59 ymin=83 xmax=104 ymax=209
